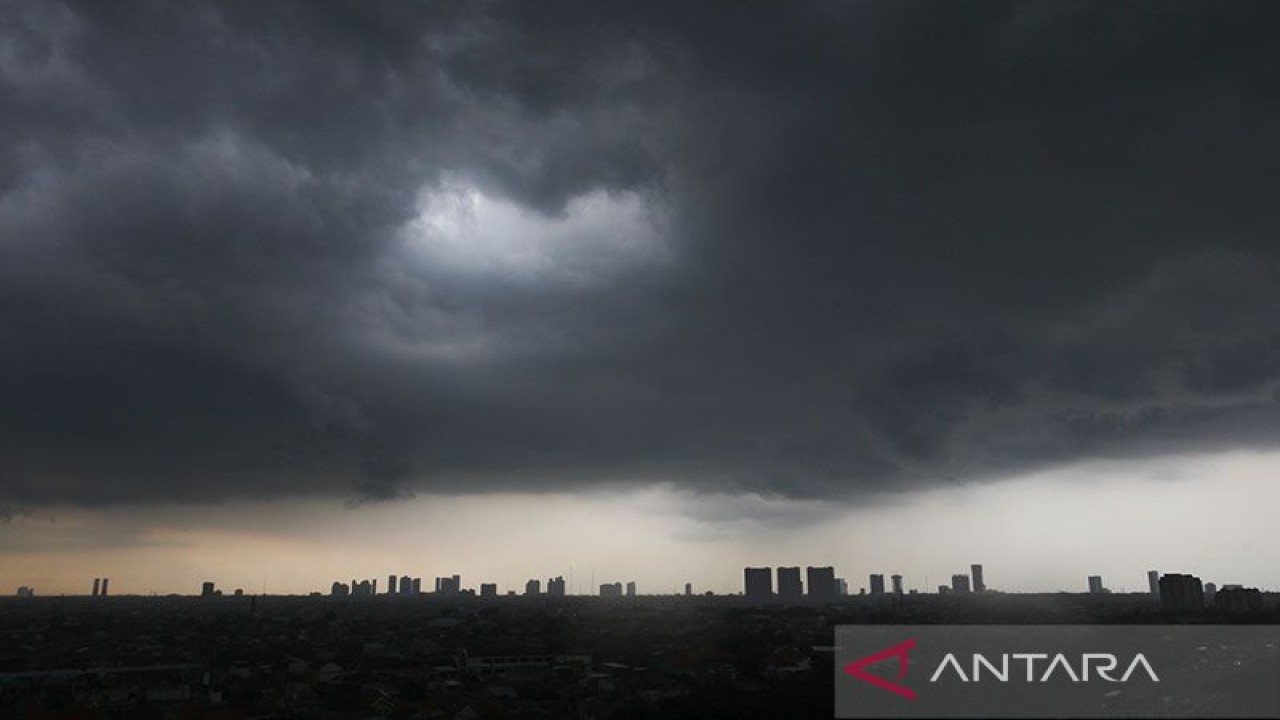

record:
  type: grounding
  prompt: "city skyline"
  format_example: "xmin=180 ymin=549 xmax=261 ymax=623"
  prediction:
xmin=6 ymin=450 xmax=1280 ymax=596
xmin=3 ymin=2 xmax=1280 ymax=601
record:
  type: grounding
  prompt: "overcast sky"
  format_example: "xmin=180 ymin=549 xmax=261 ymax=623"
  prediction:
xmin=3 ymin=1 xmax=1280 ymax=595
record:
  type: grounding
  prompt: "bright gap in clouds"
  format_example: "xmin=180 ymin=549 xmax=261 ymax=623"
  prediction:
xmin=401 ymin=179 xmax=668 ymax=286
xmin=3 ymin=450 xmax=1278 ymax=596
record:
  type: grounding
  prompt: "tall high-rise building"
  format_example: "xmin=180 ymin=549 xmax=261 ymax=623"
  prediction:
xmin=399 ymin=575 xmax=413 ymax=595
xmin=600 ymin=582 xmax=623 ymax=598
xmin=1088 ymin=575 xmax=1105 ymax=594
xmin=807 ymin=566 xmax=837 ymax=598
xmin=548 ymin=576 xmax=567 ymax=597
xmin=92 ymin=578 xmax=100 ymax=597
xmin=1158 ymin=573 xmax=1205 ymax=611
xmin=744 ymin=567 xmax=773 ymax=599
xmin=626 ymin=581 xmax=636 ymax=597
xmin=411 ymin=577 xmax=422 ymax=595
xmin=869 ymin=574 xmax=886 ymax=595
xmin=777 ymin=567 xmax=803 ymax=598
xmin=835 ymin=578 xmax=848 ymax=596
xmin=1147 ymin=570 xmax=1160 ymax=598
xmin=436 ymin=575 xmax=461 ymax=594
xmin=388 ymin=574 xmax=397 ymax=595
xmin=684 ymin=582 xmax=693 ymax=596
xmin=1203 ymin=582 xmax=1217 ymax=604
xmin=971 ymin=564 xmax=985 ymax=593
xmin=891 ymin=574 xmax=904 ymax=596
xmin=525 ymin=579 xmax=541 ymax=596
xmin=202 ymin=581 xmax=216 ymax=597
xmin=100 ymin=578 xmax=109 ymax=596
xmin=951 ymin=574 xmax=971 ymax=594
xmin=480 ymin=583 xmax=498 ymax=598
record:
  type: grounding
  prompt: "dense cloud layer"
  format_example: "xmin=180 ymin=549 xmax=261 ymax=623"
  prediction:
xmin=3 ymin=0 xmax=1280 ymax=506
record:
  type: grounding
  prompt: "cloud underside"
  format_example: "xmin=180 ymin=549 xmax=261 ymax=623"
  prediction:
xmin=3 ymin=0 xmax=1280 ymax=506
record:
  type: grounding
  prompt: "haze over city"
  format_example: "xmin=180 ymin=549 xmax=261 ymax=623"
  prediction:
xmin=4 ymin=1 xmax=1280 ymax=599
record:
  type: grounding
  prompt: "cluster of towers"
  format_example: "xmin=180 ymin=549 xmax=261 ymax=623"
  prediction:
xmin=90 ymin=577 xmax=110 ymax=597
xmin=743 ymin=566 xmax=839 ymax=599
xmin=598 ymin=581 xmax=637 ymax=598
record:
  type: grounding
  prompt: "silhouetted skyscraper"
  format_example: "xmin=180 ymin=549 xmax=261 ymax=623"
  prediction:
xmin=92 ymin=578 xmax=100 ymax=597
xmin=971 ymin=564 xmax=985 ymax=593
xmin=626 ymin=581 xmax=636 ymax=597
xmin=1204 ymin=582 xmax=1217 ymax=604
xmin=1147 ymin=570 xmax=1159 ymax=598
xmin=869 ymin=574 xmax=885 ymax=595
xmin=1088 ymin=575 xmax=1105 ymax=594
xmin=480 ymin=583 xmax=497 ymax=598
xmin=201 ymin=581 xmax=215 ymax=597
xmin=399 ymin=575 xmax=413 ymax=595
xmin=684 ymin=582 xmax=692 ymax=596
xmin=548 ymin=576 xmax=566 ymax=597
xmin=100 ymin=578 xmax=109 ymax=596
xmin=891 ymin=574 xmax=903 ymax=596
xmin=435 ymin=575 xmax=461 ymax=594
xmin=777 ymin=566 xmax=803 ymax=598
xmin=807 ymin=566 xmax=836 ymax=598
xmin=1159 ymin=573 xmax=1205 ymax=611
xmin=744 ymin=567 xmax=772 ymax=599
xmin=411 ymin=577 xmax=421 ymax=594
xmin=525 ymin=579 xmax=541 ymax=596
xmin=388 ymin=574 xmax=397 ymax=594
xmin=951 ymin=574 xmax=971 ymax=593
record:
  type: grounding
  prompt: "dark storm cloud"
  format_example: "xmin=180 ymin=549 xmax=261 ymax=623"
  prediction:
xmin=3 ymin=0 xmax=1280 ymax=507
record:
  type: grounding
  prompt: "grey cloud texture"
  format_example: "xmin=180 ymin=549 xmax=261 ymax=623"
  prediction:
xmin=3 ymin=0 xmax=1280 ymax=507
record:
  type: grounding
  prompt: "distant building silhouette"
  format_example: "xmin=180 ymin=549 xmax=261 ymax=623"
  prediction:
xmin=1158 ymin=573 xmax=1205 ymax=611
xmin=869 ymin=574 xmax=886 ymax=596
xmin=548 ymin=576 xmax=567 ymax=597
xmin=399 ymin=575 xmax=413 ymax=595
xmin=411 ymin=577 xmax=421 ymax=595
xmin=626 ymin=581 xmax=636 ymax=597
xmin=1204 ymin=582 xmax=1217 ymax=605
xmin=938 ymin=585 xmax=950 ymax=594
xmin=971 ymin=564 xmax=985 ymax=593
xmin=807 ymin=566 xmax=836 ymax=598
xmin=16 ymin=586 xmax=34 ymax=597
xmin=836 ymin=578 xmax=848 ymax=596
xmin=777 ymin=567 xmax=803 ymax=598
xmin=435 ymin=575 xmax=461 ymax=594
xmin=1214 ymin=586 xmax=1264 ymax=614
xmin=1147 ymin=570 xmax=1160 ymax=598
xmin=92 ymin=578 xmax=100 ymax=597
xmin=684 ymin=582 xmax=692 ymax=596
xmin=744 ymin=567 xmax=772 ymax=599
xmin=388 ymin=574 xmax=397 ymax=595
xmin=600 ymin=582 xmax=623 ymax=598
xmin=331 ymin=581 xmax=350 ymax=597
xmin=100 ymin=578 xmax=109 ymax=596
xmin=201 ymin=581 xmax=215 ymax=597
xmin=525 ymin=579 xmax=541 ymax=596
xmin=891 ymin=574 xmax=904 ymax=596
xmin=951 ymin=574 xmax=971 ymax=594
xmin=480 ymin=583 xmax=497 ymax=598
xmin=1088 ymin=575 xmax=1105 ymax=594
